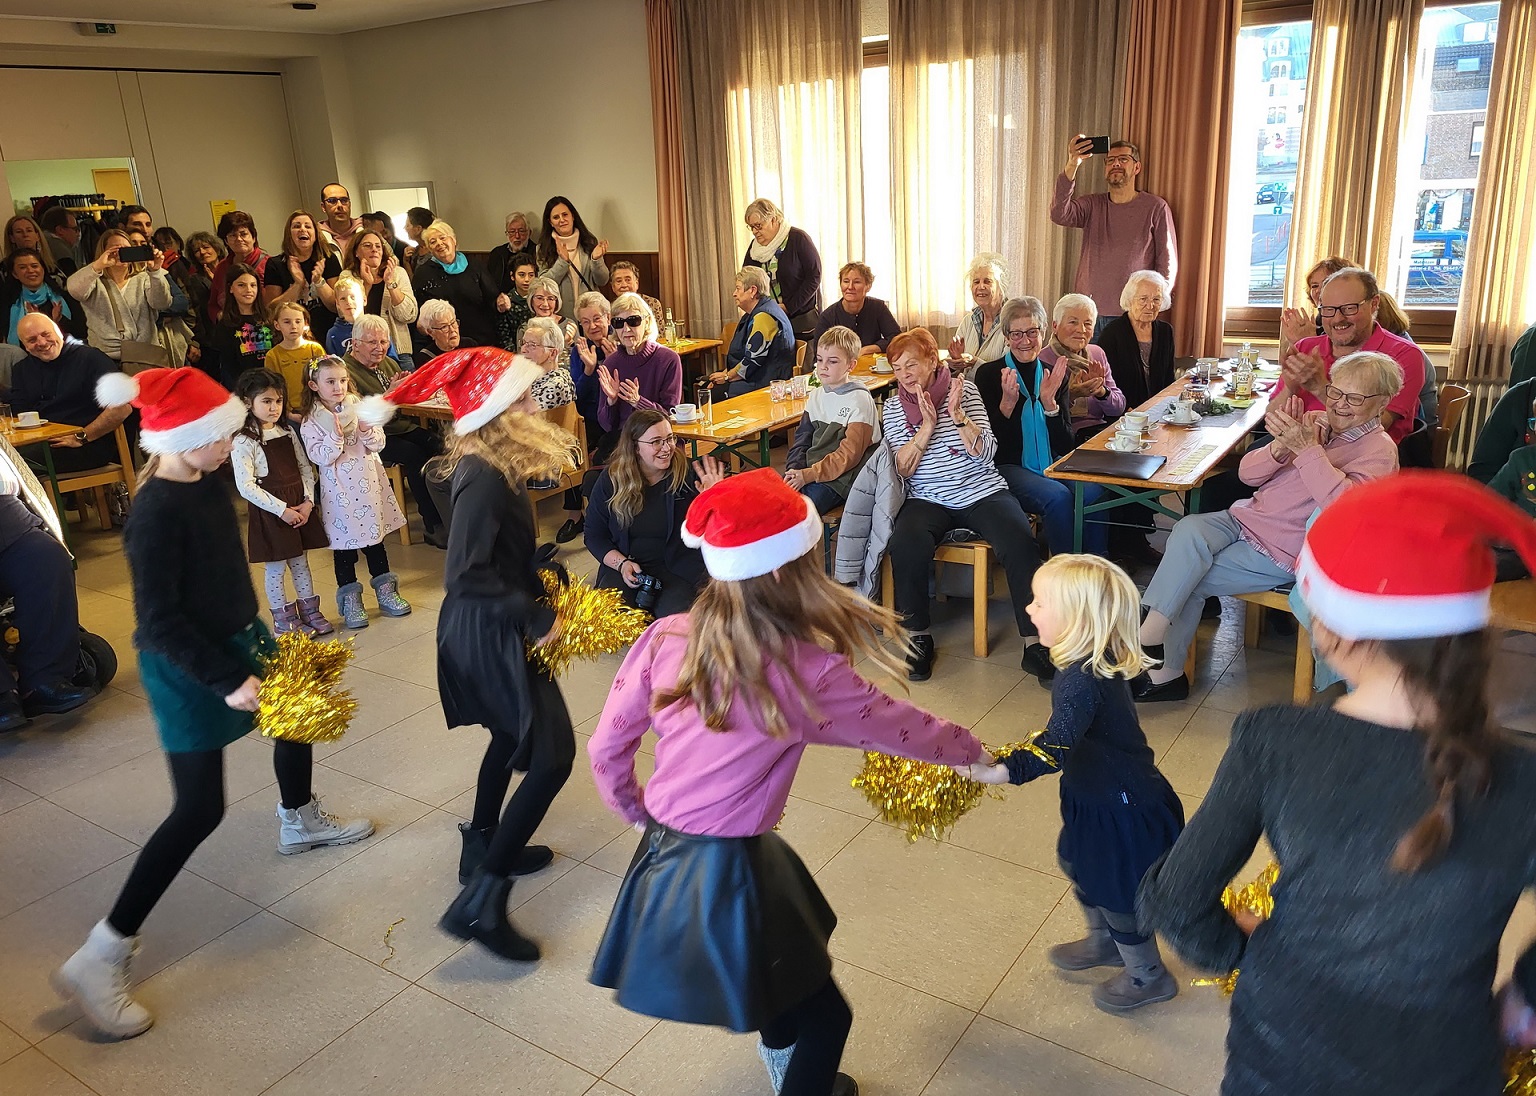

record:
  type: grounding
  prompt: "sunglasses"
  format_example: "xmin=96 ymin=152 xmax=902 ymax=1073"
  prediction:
xmin=612 ymin=315 xmax=645 ymax=329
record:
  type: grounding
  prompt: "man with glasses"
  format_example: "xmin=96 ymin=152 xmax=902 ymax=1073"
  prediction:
xmin=319 ymin=184 xmax=361 ymax=252
xmin=1050 ymin=136 xmax=1178 ymax=333
xmin=1280 ymin=267 xmax=1424 ymax=444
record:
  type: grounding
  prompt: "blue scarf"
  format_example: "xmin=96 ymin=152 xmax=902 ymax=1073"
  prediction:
xmin=8 ymin=284 xmax=72 ymax=345
xmin=433 ymin=252 xmax=468 ymax=275
xmin=1007 ymin=351 xmax=1054 ymax=475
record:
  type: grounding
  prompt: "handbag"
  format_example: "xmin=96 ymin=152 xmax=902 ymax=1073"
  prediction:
xmin=105 ymin=276 xmax=174 ymax=374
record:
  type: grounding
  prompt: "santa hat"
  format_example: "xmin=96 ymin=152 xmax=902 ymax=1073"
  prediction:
xmin=1296 ymin=470 xmax=1536 ymax=641
xmin=356 ymin=346 xmax=541 ymax=436
xmin=96 ymin=368 xmax=246 ymax=455
xmin=682 ymin=468 xmax=823 ymax=581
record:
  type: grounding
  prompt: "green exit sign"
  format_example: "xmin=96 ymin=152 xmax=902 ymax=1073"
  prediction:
xmin=94 ymin=23 xmax=116 ymax=34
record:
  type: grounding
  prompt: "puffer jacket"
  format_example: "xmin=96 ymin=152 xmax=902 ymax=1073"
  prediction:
xmin=833 ymin=441 xmax=904 ymax=597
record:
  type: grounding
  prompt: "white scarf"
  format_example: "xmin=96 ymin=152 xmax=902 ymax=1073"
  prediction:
xmin=555 ymin=230 xmax=587 ymax=302
xmin=748 ymin=219 xmax=792 ymax=264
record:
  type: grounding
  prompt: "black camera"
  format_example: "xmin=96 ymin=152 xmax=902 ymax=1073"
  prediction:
xmin=632 ymin=572 xmax=663 ymax=613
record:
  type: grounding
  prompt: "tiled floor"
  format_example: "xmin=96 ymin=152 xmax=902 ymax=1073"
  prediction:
xmin=3 ymin=498 xmax=1534 ymax=1096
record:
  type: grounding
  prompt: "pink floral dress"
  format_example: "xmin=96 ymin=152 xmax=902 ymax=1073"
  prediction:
xmin=300 ymin=399 xmax=406 ymax=550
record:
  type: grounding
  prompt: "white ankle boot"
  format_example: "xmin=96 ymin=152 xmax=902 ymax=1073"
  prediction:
xmin=53 ymin=919 xmax=154 ymax=1039
xmin=277 ymin=796 xmax=374 ymax=855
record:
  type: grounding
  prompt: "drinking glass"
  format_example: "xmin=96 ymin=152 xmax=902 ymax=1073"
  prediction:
xmin=0 ymin=403 xmax=10 ymax=436
xmin=769 ymin=380 xmax=788 ymax=402
xmin=694 ymin=382 xmax=713 ymax=424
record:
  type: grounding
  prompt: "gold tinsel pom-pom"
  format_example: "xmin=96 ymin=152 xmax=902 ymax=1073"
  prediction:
xmin=1507 ymin=1049 xmax=1536 ymax=1095
xmin=1191 ymin=861 xmax=1281 ymax=997
xmin=526 ymin=569 xmax=651 ymax=678
xmin=257 ymin=632 xmax=357 ymax=744
xmin=851 ymin=732 xmax=1059 ymax=844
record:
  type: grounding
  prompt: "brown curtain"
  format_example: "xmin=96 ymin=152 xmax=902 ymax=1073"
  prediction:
xmin=1284 ymin=0 xmax=1423 ymax=307
xmin=888 ymin=0 xmax=1128 ymax=330
xmin=1122 ymin=0 xmax=1240 ymax=356
xmin=645 ymin=0 xmax=690 ymax=323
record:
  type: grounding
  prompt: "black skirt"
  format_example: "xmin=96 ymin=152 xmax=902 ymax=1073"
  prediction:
xmin=1059 ymin=776 xmax=1185 ymax=916
xmin=590 ymin=822 xmax=836 ymax=1032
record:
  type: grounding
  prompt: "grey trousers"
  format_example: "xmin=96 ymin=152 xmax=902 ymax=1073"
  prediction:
xmin=1141 ymin=511 xmax=1293 ymax=676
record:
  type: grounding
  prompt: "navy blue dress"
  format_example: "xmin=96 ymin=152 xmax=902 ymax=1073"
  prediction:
xmin=1003 ymin=661 xmax=1184 ymax=914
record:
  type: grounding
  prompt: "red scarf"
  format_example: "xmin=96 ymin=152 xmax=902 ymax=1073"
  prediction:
xmin=896 ymin=365 xmax=952 ymax=430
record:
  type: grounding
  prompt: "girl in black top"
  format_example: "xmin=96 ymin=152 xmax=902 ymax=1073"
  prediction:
xmin=213 ymin=265 xmax=275 ymax=390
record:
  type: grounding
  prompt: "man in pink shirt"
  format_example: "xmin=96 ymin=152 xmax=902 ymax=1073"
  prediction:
xmin=1050 ymin=136 xmax=1178 ymax=331
xmin=1280 ymin=267 xmax=1424 ymax=444
xmin=318 ymin=183 xmax=362 ymax=254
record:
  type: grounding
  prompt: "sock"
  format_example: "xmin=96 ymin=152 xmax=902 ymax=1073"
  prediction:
xmin=289 ymin=555 xmax=316 ymax=600
xmin=757 ymin=1039 xmax=793 ymax=1093
xmin=1113 ymin=938 xmax=1168 ymax=986
xmin=264 ymin=562 xmax=289 ymax=611
xmin=1138 ymin=610 xmax=1169 ymax=647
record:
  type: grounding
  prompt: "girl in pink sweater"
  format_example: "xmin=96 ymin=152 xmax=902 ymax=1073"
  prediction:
xmin=588 ymin=469 xmax=986 ymax=1096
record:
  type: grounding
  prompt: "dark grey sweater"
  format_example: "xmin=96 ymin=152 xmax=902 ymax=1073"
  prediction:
xmin=1138 ymin=704 xmax=1536 ymax=1096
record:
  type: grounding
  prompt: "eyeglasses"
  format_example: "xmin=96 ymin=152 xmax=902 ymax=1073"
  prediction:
xmin=746 ymin=220 xmax=768 ymax=233
xmin=429 ymin=320 xmax=460 ymax=333
xmin=1324 ymin=384 xmax=1380 ymax=407
xmin=1318 ymin=300 xmax=1370 ymax=318
xmin=322 ymin=195 xmax=350 ymax=205
xmin=612 ymin=315 xmax=645 ymax=329
xmin=520 ymin=340 xmax=553 ymax=352
xmin=1132 ymin=295 xmax=1161 ymax=307
xmin=1005 ymin=327 xmax=1044 ymax=341
xmin=639 ymin=436 xmax=676 ymax=448
xmin=1105 ymin=155 xmax=1137 ymax=166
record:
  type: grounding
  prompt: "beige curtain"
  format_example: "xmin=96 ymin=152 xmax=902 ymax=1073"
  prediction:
xmin=1283 ymin=0 xmax=1423 ymax=307
xmin=645 ymin=0 xmax=690 ymax=323
xmin=888 ymin=0 xmax=1128 ymax=329
xmin=672 ymin=0 xmax=862 ymax=339
xmin=1122 ymin=0 xmax=1240 ymax=357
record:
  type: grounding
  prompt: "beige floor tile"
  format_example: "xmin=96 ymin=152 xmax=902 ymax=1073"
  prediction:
xmin=835 ymin=959 xmax=974 ymax=1094
xmin=353 ymin=627 xmax=441 ymax=687
xmin=0 ymin=775 xmax=38 ymax=815
xmin=0 ymin=799 xmax=135 ymax=919
xmin=1200 ymin=647 xmax=1298 ymax=715
xmin=814 ymin=823 xmax=1067 ymax=1010
xmin=41 ymin=912 xmax=408 ymax=1096
xmin=312 ymin=664 xmax=443 ymax=760
xmin=322 ymin=706 xmax=486 ymax=807
xmin=265 ymin=985 xmax=596 ymax=1096
xmin=0 ymin=857 xmax=258 ymax=1041
xmin=0 ymin=688 xmax=161 ymax=796
xmin=922 ymin=1016 xmax=1181 ymax=1095
xmin=185 ymin=766 xmax=431 ymax=907
xmin=584 ymin=1083 xmax=635 ymax=1096
xmin=772 ymin=797 xmax=872 ymax=875
xmin=420 ymin=864 xmax=657 ymax=1076
xmin=894 ymin=655 xmax=1039 ymax=729
xmin=982 ymin=903 xmax=1227 ymax=1096
xmin=968 ymin=675 xmax=1057 ymax=743
xmin=556 ymin=653 xmax=633 ymax=728
xmin=1156 ymin=708 xmax=1240 ymax=800
xmin=601 ymin=1018 xmax=765 ymax=1096
xmin=0 ymin=1019 xmax=25 ymax=1063
xmin=941 ymin=774 xmax=1069 ymax=879
xmin=0 ymin=1049 xmax=98 ymax=1094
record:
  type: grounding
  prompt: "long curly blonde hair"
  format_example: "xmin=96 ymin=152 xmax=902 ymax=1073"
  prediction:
xmin=434 ymin=407 xmax=579 ymax=487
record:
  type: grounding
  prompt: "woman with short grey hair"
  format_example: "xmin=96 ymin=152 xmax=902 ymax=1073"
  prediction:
xmin=415 ymin=298 xmax=461 ymax=367
xmin=948 ymin=253 xmax=1009 ymax=371
xmin=1095 ymin=269 xmax=1176 ymax=410
xmin=740 ymin=197 xmax=823 ymax=342
xmin=519 ymin=316 xmax=578 ymax=412
xmin=410 ymin=219 xmax=500 ymax=348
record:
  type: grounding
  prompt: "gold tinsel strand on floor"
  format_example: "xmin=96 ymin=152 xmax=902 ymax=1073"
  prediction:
xmin=851 ymin=731 xmax=1059 ymax=843
xmin=1192 ymin=861 xmax=1280 ymax=997
xmin=257 ymin=633 xmax=357 ymax=744
xmin=526 ymin=569 xmax=652 ymax=678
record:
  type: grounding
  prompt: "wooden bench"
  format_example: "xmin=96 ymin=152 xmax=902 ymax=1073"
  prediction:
xmin=879 ymin=540 xmax=995 ymax=657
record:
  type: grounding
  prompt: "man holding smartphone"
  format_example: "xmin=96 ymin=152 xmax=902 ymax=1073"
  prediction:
xmin=1049 ymin=135 xmax=1178 ymax=334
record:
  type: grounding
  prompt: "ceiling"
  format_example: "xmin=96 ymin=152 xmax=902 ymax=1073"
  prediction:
xmin=0 ymin=0 xmax=545 ymax=36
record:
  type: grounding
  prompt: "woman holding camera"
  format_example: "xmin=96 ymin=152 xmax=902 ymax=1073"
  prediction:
xmin=585 ymin=409 xmax=724 ymax=618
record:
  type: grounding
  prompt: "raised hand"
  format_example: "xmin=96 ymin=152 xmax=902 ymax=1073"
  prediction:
xmin=576 ymin=336 xmax=598 ymax=369
xmin=1281 ymin=349 xmax=1327 ymax=398
xmin=917 ymin=389 xmax=938 ymax=430
xmin=618 ymin=377 xmax=642 ymax=405
xmin=495 ymin=293 xmax=512 ymax=313
xmin=1039 ymin=356 xmax=1070 ymax=411
xmin=598 ymin=363 xmax=621 ymax=404
xmin=592 ymin=238 xmax=609 ymax=260
xmin=1064 ymin=133 xmax=1095 ymax=175
xmin=947 ymin=334 xmax=967 ymax=362
xmin=946 ymin=376 xmax=966 ymax=423
xmin=288 ymin=255 xmax=305 ymax=283
xmin=1279 ymin=306 xmax=1313 ymax=349
xmin=694 ymin=455 xmax=727 ymax=489
xmin=999 ymin=366 xmax=1021 ymax=416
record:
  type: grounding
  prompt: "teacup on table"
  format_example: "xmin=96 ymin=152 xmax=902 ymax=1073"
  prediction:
xmin=16 ymin=410 xmax=42 ymax=428
xmin=1122 ymin=411 xmax=1150 ymax=435
xmin=1110 ymin=428 xmax=1144 ymax=453
xmin=673 ymin=403 xmax=698 ymax=423
xmin=1169 ymin=399 xmax=1199 ymax=424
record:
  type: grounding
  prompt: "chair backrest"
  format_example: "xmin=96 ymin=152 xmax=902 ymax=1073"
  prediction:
xmin=794 ymin=340 xmax=808 ymax=375
xmin=1172 ymin=355 xmax=1196 ymax=378
xmin=1434 ymin=383 xmax=1471 ymax=469
xmin=719 ymin=321 xmax=738 ymax=348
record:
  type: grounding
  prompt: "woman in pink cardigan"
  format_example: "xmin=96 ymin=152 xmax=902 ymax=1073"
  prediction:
xmin=1132 ymin=350 xmax=1403 ymax=702
xmin=588 ymin=469 xmax=985 ymax=1096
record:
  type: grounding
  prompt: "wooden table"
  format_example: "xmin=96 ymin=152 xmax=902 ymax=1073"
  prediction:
xmin=5 ymin=418 xmax=89 ymax=550
xmin=1493 ymin=579 xmax=1536 ymax=633
xmin=399 ymin=397 xmax=452 ymax=421
xmin=663 ymin=337 xmax=724 ymax=381
xmin=1045 ymin=375 xmax=1273 ymax=551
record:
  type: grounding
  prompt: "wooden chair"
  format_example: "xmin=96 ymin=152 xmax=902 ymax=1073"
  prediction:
xmin=54 ymin=424 xmax=137 ymax=531
xmin=385 ymin=465 xmax=412 ymax=545
xmin=1182 ymin=587 xmax=1314 ymax=704
xmin=1492 ymin=578 xmax=1536 ymax=634
xmin=719 ymin=321 xmax=738 ymax=350
xmin=794 ymin=341 xmax=809 ymax=375
xmin=527 ymin=404 xmax=591 ymax=506
xmin=1434 ymin=383 xmax=1470 ymax=469
xmin=820 ymin=506 xmax=842 ymax=573
xmin=879 ymin=540 xmax=995 ymax=657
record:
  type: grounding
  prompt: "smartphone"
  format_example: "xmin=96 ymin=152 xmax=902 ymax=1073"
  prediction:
xmin=1087 ymin=135 xmax=1111 ymax=155
xmin=117 ymin=244 xmax=155 ymax=263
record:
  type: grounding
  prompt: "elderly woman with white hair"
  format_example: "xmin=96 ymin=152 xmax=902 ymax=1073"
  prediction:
xmin=416 ymin=298 xmax=463 ymax=368
xmin=1038 ymin=293 xmax=1126 ymax=441
xmin=740 ymin=197 xmax=823 ymax=342
xmin=945 ymin=254 xmax=1009 ymax=372
xmin=1132 ymin=351 xmax=1404 ymax=702
xmin=710 ymin=266 xmax=796 ymax=397
xmin=519 ymin=316 xmax=578 ymax=412
xmin=411 ymin=219 xmax=501 ymax=349
xmin=1093 ymin=270 xmax=1175 ymax=409
xmin=521 ymin=275 xmax=577 ymax=348
xmin=596 ymin=293 xmax=683 ymax=438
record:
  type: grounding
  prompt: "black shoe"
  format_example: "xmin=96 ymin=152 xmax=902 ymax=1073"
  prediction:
xmin=906 ymin=635 xmax=935 ymax=682
xmin=21 ymin=681 xmax=91 ymax=716
xmin=831 ymin=1073 xmax=860 ymax=1096
xmin=440 ymin=869 xmax=541 ymax=961
xmin=1132 ymin=674 xmax=1190 ymax=703
xmin=423 ymin=527 xmax=448 ymax=550
xmin=1021 ymin=642 xmax=1055 ymax=682
xmin=555 ymin=517 xmax=584 ymax=544
xmin=512 ymin=844 xmax=554 ymax=876
xmin=1202 ymin=596 xmax=1222 ymax=620
xmin=0 ymin=691 xmax=30 ymax=734
xmin=460 ymin=823 xmax=554 ymax=884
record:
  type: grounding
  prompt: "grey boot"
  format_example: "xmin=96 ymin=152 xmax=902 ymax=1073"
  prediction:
xmin=295 ymin=595 xmax=334 ymax=635
xmin=370 ymin=572 xmax=412 ymax=617
xmin=1048 ymin=902 xmax=1124 ymax=971
xmin=336 ymin=582 xmax=369 ymax=629
xmin=1091 ymin=938 xmax=1179 ymax=1014
xmin=271 ymin=601 xmax=305 ymax=635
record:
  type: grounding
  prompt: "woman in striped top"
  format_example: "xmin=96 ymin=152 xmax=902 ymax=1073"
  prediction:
xmin=882 ymin=328 xmax=1047 ymax=682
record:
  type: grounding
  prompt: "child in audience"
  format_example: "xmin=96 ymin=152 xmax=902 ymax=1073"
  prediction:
xmin=54 ymin=367 xmax=371 ymax=1040
xmin=1487 ymin=438 xmax=1536 ymax=580
xmin=496 ymin=254 xmax=537 ymax=352
xmin=264 ymin=300 xmax=325 ymax=408
xmin=961 ymin=553 xmax=1184 ymax=1014
xmin=298 ymin=356 xmax=409 ymax=628
xmin=327 ymin=273 xmax=398 ymax=360
xmin=212 ymin=265 xmax=273 ymax=389
xmin=783 ymin=325 xmax=880 ymax=515
xmin=231 ymin=368 xmax=332 ymax=635
xmin=589 ymin=469 xmax=986 ymax=1096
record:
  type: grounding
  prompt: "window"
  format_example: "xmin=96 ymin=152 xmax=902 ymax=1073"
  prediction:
xmin=1471 ymin=122 xmax=1485 ymax=157
xmin=1456 ymin=56 xmax=1481 ymax=73
xmin=1463 ymin=20 xmax=1488 ymax=42
xmin=1269 ymin=59 xmax=1291 ymax=80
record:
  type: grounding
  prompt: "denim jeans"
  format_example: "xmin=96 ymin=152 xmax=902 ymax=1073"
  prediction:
xmin=997 ymin=464 xmax=1109 ymax=556
xmin=800 ymin=481 xmax=843 ymax=515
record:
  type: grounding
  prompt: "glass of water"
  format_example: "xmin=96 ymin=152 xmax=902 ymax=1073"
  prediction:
xmin=0 ymin=404 xmax=10 ymax=436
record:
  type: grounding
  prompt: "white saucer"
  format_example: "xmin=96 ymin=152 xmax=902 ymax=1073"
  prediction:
xmin=870 ymin=366 xmax=893 ymax=374
xmin=1165 ymin=413 xmax=1201 ymax=427
xmin=1107 ymin=439 xmax=1151 ymax=453
xmin=14 ymin=418 xmax=48 ymax=427
xmin=672 ymin=415 xmax=699 ymax=425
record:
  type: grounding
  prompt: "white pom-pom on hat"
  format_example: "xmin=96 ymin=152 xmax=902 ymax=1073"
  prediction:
xmin=357 ymin=394 xmax=397 ymax=428
xmin=96 ymin=372 xmax=141 ymax=409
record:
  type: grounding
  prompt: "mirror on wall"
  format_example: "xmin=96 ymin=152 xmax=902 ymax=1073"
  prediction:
xmin=8 ymin=156 xmax=140 ymax=217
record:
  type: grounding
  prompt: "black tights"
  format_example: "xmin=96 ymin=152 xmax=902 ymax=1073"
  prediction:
xmin=759 ymin=978 xmax=854 ymax=1096
xmin=471 ymin=676 xmax=575 ymax=877
xmin=107 ymin=741 xmax=313 ymax=936
xmin=333 ymin=543 xmax=390 ymax=587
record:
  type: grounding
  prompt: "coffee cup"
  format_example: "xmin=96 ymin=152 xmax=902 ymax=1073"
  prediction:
xmin=17 ymin=410 xmax=41 ymax=427
xmin=1112 ymin=427 xmax=1142 ymax=452
xmin=1123 ymin=411 xmax=1149 ymax=435
xmin=1170 ymin=397 xmax=1197 ymax=423
xmin=873 ymin=353 xmax=890 ymax=372
xmin=673 ymin=403 xmax=698 ymax=423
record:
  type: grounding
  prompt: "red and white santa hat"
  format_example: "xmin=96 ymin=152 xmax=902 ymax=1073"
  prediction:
xmin=1296 ymin=470 xmax=1536 ymax=641
xmin=356 ymin=346 xmax=541 ymax=436
xmin=682 ymin=468 xmax=823 ymax=581
xmin=96 ymin=367 xmax=246 ymax=455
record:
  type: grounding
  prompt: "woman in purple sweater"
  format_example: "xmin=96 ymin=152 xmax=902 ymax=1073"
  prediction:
xmin=594 ymin=292 xmax=683 ymax=436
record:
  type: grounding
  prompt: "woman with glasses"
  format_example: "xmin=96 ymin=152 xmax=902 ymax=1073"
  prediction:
xmin=594 ymin=293 xmax=683 ymax=439
xmin=740 ymin=197 xmax=823 ymax=343
xmin=207 ymin=211 xmax=268 ymax=324
xmin=1093 ymin=270 xmax=1175 ymax=410
xmin=411 ymin=220 xmax=502 ymax=349
xmin=521 ymin=276 xmax=577 ymax=349
xmin=518 ymin=317 xmax=577 ymax=412
xmin=585 ymin=409 xmax=723 ymax=617
xmin=1133 ymin=351 xmax=1404 ymax=703
xmin=344 ymin=229 xmax=418 ymax=371
xmin=415 ymin=299 xmax=463 ymax=369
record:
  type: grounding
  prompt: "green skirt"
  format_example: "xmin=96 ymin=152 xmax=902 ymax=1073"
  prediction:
xmin=139 ymin=620 xmax=275 ymax=754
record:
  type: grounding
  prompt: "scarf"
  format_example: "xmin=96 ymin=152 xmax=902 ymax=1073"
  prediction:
xmin=896 ymin=365 xmax=953 ymax=431
xmin=1006 ymin=351 xmax=1054 ymax=475
xmin=748 ymin=219 xmax=792 ymax=265
xmin=1048 ymin=336 xmax=1097 ymax=419
xmin=8 ymin=283 xmax=72 ymax=344
xmin=432 ymin=251 xmax=468 ymax=275
xmin=554 ymin=230 xmax=587 ymax=304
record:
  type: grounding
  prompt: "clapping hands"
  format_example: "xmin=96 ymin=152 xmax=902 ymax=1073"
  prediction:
xmin=1265 ymin=395 xmax=1322 ymax=456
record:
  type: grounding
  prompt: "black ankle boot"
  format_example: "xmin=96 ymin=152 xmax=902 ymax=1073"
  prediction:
xmin=440 ymin=869 xmax=540 ymax=961
xmin=907 ymin=635 xmax=936 ymax=681
xmin=458 ymin=822 xmax=494 ymax=885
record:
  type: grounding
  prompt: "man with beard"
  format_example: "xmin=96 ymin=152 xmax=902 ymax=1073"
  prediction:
xmin=1050 ymin=137 xmax=1178 ymax=333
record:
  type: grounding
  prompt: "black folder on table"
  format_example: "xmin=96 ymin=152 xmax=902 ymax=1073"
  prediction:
xmin=1055 ymin=450 xmax=1168 ymax=480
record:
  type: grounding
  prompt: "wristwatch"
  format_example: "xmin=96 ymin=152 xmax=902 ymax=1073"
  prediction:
xmin=74 ymin=430 xmax=89 ymax=443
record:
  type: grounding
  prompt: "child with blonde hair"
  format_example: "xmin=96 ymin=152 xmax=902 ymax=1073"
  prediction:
xmin=264 ymin=299 xmax=325 ymax=410
xmin=961 ymin=553 xmax=1184 ymax=1013
xmin=783 ymin=325 xmax=880 ymax=515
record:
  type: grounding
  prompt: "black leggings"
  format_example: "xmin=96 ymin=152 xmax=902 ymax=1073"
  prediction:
xmin=759 ymin=978 xmax=854 ymax=1096
xmin=383 ymin=427 xmax=444 ymax=532
xmin=107 ymin=740 xmax=313 ymax=936
xmin=473 ymin=676 xmax=576 ymax=877
xmin=333 ymin=543 xmax=390 ymax=587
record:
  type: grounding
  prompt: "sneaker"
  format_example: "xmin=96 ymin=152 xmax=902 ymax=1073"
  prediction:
xmin=52 ymin=920 xmax=153 ymax=1039
xmin=906 ymin=634 xmax=936 ymax=682
xmin=1091 ymin=968 xmax=1179 ymax=1013
xmin=277 ymin=796 xmax=375 ymax=854
xmin=336 ymin=582 xmax=369 ymax=629
xmin=370 ymin=572 xmax=412 ymax=617
xmin=1047 ymin=934 xmax=1125 ymax=971
xmin=555 ymin=517 xmax=584 ymax=544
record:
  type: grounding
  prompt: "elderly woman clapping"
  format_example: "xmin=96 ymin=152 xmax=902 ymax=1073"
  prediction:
xmin=947 ymin=254 xmax=1009 ymax=372
xmin=741 ymin=197 xmax=823 ymax=342
xmin=1094 ymin=270 xmax=1175 ymax=410
xmin=1132 ymin=351 xmax=1404 ymax=702
xmin=1038 ymin=293 xmax=1126 ymax=441
xmin=411 ymin=219 xmax=501 ymax=348
xmin=882 ymin=328 xmax=1048 ymax=682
